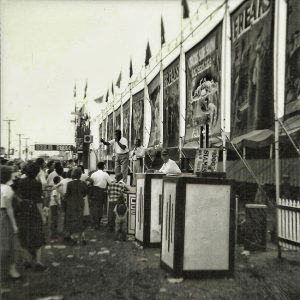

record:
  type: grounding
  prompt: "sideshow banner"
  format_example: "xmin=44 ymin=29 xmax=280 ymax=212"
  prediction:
xmin=131 ymin=90 xmax=144 ymax=148
xmin=231 ymin=0 xmax=274 ymax=138
xmin=163 ymin=58 xmax=180 ymax=148
xmin=99 ymin=122 xmax=103 ymax=141
xmin=107 ymin=113 xmax=114 ymax=155
xmin=193 ymin=148 xmax=219 ymax=173
xmin=123 ymin=99 xmax=130 ymax=143
xmin=148 ymin=74 xmax=161 ymax=147
xmin=103 ymin=118 xmax=107 ymax=142
xmin=285 ymin=0 xmax=300 ymax=117
xmin=115 ymin=106 xmax=121 ymax=130
xmin=185 ymin=24 xmax=222 ymax=145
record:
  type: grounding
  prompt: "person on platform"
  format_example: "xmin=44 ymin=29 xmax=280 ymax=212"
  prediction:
xmin=100 ymin=129 xmax=129 ymax=184
xmin=88 ymin=161 xmax=112 ymax=230
xmin=17 ymin=162 xmax=47 ymax=271
xmin=0 ymin=165 xmax=21 ymax=280
xmin=158 ymin=149 xmax=181 ymax=174
xmin=107 ymin=173 xmax=129 ymax=232
xmin=130 ymin=139 xmax=145 ymax=186
xmin=65 ymin=167 xmax=88 ymax=245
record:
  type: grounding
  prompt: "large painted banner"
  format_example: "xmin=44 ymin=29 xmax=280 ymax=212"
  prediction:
xmin=99 ymin=122 xmax=103 ymax=141
xmin=148 ymin=74 xmax=161 ymax=147
xmin=107 ymin=113 xmax=114 ymax=155
xmin=103 ymin=118 xmax=107 ymax=142
xmin=231 ymin=0 xmax=274 ymax=138
xmin=185 ymin=24 xmax=222 ymax=144
xmin=285 ymin=0 xmax=300 ymax=118
xmin=123 ymin=99 xmax=130 ymax=143
xmin=114 ymin=106 xmax=121 ymax=130
xmin=163 ymin=57 xmax=180 ymax=148
xmin=131 ymin=90 xmax=144 ymax=148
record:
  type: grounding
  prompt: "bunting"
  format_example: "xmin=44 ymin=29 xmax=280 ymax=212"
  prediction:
xmin=94 ymin=96 xmax=104 ymax=104
xmin=73 ymin=83 xmax=76 ymax=98
xmin=83 ymin=80 xmax=88 ymax=99
xmin=161 ymin=16 xmax=165 ymax=47
xmin=116 ymin=71 xmax=122 ymax=88
xmin=181 ymin=0 xmax=190 ymax=19
xmin=129 ymin=58 xmax=133 ymax=78
xmin=111 ymin=81 xmax=114 ymax=95
xmin=105 ymin=89 xmax=109 ymax=102
xmin=145 ymin=41 xmax=152 ymax=66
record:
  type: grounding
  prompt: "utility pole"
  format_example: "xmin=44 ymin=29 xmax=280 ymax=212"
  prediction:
xmin=16 ymin=133 xmax=24 ymax=159
xmin=22 ymin=137 xmax=30 ymax=161
xmin=3 ymin=119 xmax=16 ymax=159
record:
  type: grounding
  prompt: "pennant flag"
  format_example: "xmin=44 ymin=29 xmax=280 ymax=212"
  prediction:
xmin=145 ymin=41 xmax=152 ymax=66
xmin=83 ymin=80 xmax=88 ymax=99
xmin=181 ymin=0 xmax=190 ymax=19
xmin=129 ymin=58 xmax=133 ymax=78
xmin=105 ymin=89 xmax=109 ymax=102
xmin=73 ymin=83 xmax=76 ymax=98
xmin=111 ymin=81 xmax=114 ymax=95
xmin=116 ymin=71 xmax=122 ymax=88
xmin=161 ymin=16 xmax=165 ymax=47
xmin=94 ymin=96 xmax=104 ymax=104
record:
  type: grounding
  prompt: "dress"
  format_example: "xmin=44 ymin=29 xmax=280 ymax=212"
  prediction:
xmin=16 ymin=178 xmax=45 ymax=254
xmin=65 ymin=180 xmax=88 ymax=234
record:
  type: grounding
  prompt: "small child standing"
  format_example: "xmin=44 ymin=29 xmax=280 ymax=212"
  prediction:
xmin=113 ymin=194 xmax=128 ymax=241
xmin=50 ymin=176 xmax=61 ymax=240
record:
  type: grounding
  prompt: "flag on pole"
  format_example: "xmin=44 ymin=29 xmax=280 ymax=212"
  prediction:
xmin=83 ymin=80 xmax=88 ymax=99
xmin=105 ymin=89 xmax=109 ymax=102
xmin=94 ymin=96 xmax=104 ymax=104
xmin=129 ymin=58 xmax=133 ymax=78
xmin=145 ymin=41 xmax=152 ymax=66
xmin=116 ymin=71 xmax=122 ymax=88
xmin=73 ymin=83 xmax=76 ymax=97
xmin=161 ymin=16 xmax=165 ymax=47
xmin=111 ymin=81 xmax=114 ymax=95
xmin=181 ymin=0 xmax=190 ymax=19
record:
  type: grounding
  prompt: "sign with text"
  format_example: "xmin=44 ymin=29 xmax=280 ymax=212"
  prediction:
xmin=35 ymin=144 xmax=74 ymax=151
xmin=194 ymin=148 xmax=219 ymax=173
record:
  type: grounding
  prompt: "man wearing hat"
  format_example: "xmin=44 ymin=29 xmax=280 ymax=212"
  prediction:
xmin=158 ymin=149 xmax=181 ymax=174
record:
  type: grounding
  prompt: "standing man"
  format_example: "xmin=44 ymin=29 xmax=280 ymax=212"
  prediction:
xmin=130 ymin=139 xmax=145 ymax=186
xmin=88 ymin=161 xmax=112 ymax=230
xmin=100 ymin=129 xmax=129 ymax=184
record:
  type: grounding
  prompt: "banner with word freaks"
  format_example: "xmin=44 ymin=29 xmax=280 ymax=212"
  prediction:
xmin=230 ymin=0 xmax=274 ymax=138
xmin=185 ymin=24 xmax=222 ymax=145
xmin=148 ymin=74 xmax=161 ymax=148
xmin=131 ymin=90 xmax=144 ymax=148
xmin=194 ymin=148 xmax=219 ymax=173
xmin=163 ymin=57 xmax=180 ymax=148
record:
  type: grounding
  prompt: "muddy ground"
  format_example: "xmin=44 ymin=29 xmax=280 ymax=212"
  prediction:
xmin=1 ymin=223 xmax=300 ymax=300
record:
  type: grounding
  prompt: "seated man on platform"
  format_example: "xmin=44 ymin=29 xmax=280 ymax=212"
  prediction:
xmin=157 ymin=149 xmax=181 ymax=175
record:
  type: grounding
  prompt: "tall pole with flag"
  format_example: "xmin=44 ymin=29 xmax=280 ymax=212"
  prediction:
xmin=129 ymin=58 xmax=133 ymax=150
xmin=160 ymin=16 xmax=165 ymax=147
xmin=83 ymin=80 xmax=88 ymax=100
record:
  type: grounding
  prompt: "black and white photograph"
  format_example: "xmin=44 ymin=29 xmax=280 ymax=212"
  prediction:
xmin=1 ymin=0 xmax=300 ymax=299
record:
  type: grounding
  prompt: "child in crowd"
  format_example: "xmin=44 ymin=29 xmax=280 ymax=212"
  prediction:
xmin=0 ymin=165 xmax=21 ymax=279
xmin=50 ymin=176 xmax=61 ymax=240
xmin=113 ymin=194 xmax=128 ymax=241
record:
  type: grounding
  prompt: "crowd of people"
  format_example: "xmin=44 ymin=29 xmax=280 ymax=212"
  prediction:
xmin=0 ymin=129 xmax=182 ymax=281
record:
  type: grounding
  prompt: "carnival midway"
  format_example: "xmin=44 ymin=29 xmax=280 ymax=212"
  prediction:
xmin=1 ymin=0 xmax=300 ymax=299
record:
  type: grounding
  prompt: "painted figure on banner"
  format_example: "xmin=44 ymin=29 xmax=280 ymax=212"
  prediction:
xmin=123 ymin=101 xmax=130 ymax=142
xmin=115 ymin=107 xmax=121 ymax=131
xmin=131 ymin=90 xmax=144 ymax=148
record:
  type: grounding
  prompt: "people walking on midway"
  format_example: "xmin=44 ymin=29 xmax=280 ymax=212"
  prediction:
xmin=35 ymin=158 xmax=47 ymax=190
xmin=0 ymin=165 xmax=21 ymax=280
xmin=107 ymin=173 xmax=129 ymax=232
xmin=88 ymin=161 xmax=112 ymax=230
xmin=113 ymin=194 xmax=128 ymax=241
xmin=130 ymin=138 xmax=145 ymax=186
xmin=17 ymin=162 xmax=47 ymax=272
xmin=49 ymin=176 xmax=61 ymax=240
xmin=158 ymin=149 xmax=181 ymax=174
xmin=64 ymin=167 xmax=88 ymax=245
xmin=100 ymin=129 xmax=130 ymax=183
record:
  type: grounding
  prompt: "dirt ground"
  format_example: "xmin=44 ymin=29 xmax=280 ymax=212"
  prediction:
xmin=1 ymin=223 xmax=300 ymax=300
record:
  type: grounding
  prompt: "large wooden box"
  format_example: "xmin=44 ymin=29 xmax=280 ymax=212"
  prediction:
xmin=125 ymin=191 xmax=136 ymax=235
xmin=135 ymin=173 xmax=164 ymax=247
xmin=160 ymin=175 xmax=235 ymax=278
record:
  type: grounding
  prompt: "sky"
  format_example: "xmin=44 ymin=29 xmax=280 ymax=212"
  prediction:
xmin=1 ymin=0 xmax=205 ymax=157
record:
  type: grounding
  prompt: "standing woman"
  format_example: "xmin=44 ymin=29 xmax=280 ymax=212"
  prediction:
xmin=0 ymin=165 xmax=21 ymax=279
xmin=65 ymin=167 xmax=88 ymax=245
xmin=17 ymin=162 xmax=47 ymax=271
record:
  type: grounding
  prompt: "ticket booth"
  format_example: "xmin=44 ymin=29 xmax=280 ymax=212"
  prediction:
xmin=135 ymin=173 xmax=164 ymax=247
xmin=160 ymin=175 xmax=235 ymax=278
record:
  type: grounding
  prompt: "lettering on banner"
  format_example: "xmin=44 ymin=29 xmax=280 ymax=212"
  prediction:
xmin=194 ymin=148 xmax=219 ymax=173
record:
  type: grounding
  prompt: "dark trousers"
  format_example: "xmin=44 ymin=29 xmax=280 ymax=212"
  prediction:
xmin=107 ymin=201 xmax=117 ymax=232
xmin=50 ymin=205 xmax=59 ymax=237
xmin=90 ymin=187 xmax=105 ymax=228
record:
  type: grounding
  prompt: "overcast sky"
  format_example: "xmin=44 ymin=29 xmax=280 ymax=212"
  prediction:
xmin=1 ymin=0 xmax=209 ymax=155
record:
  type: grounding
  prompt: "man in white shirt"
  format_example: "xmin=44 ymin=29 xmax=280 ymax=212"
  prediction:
xmin=100 ymin=129 xmax=130 ymax=184
xmin=89 ymin=161 xmax=112 ymax=229
xmin=130 ymin=139 xmax=145 ymax=186
xmin=158 ymin=149 xmax=181 ymax=174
